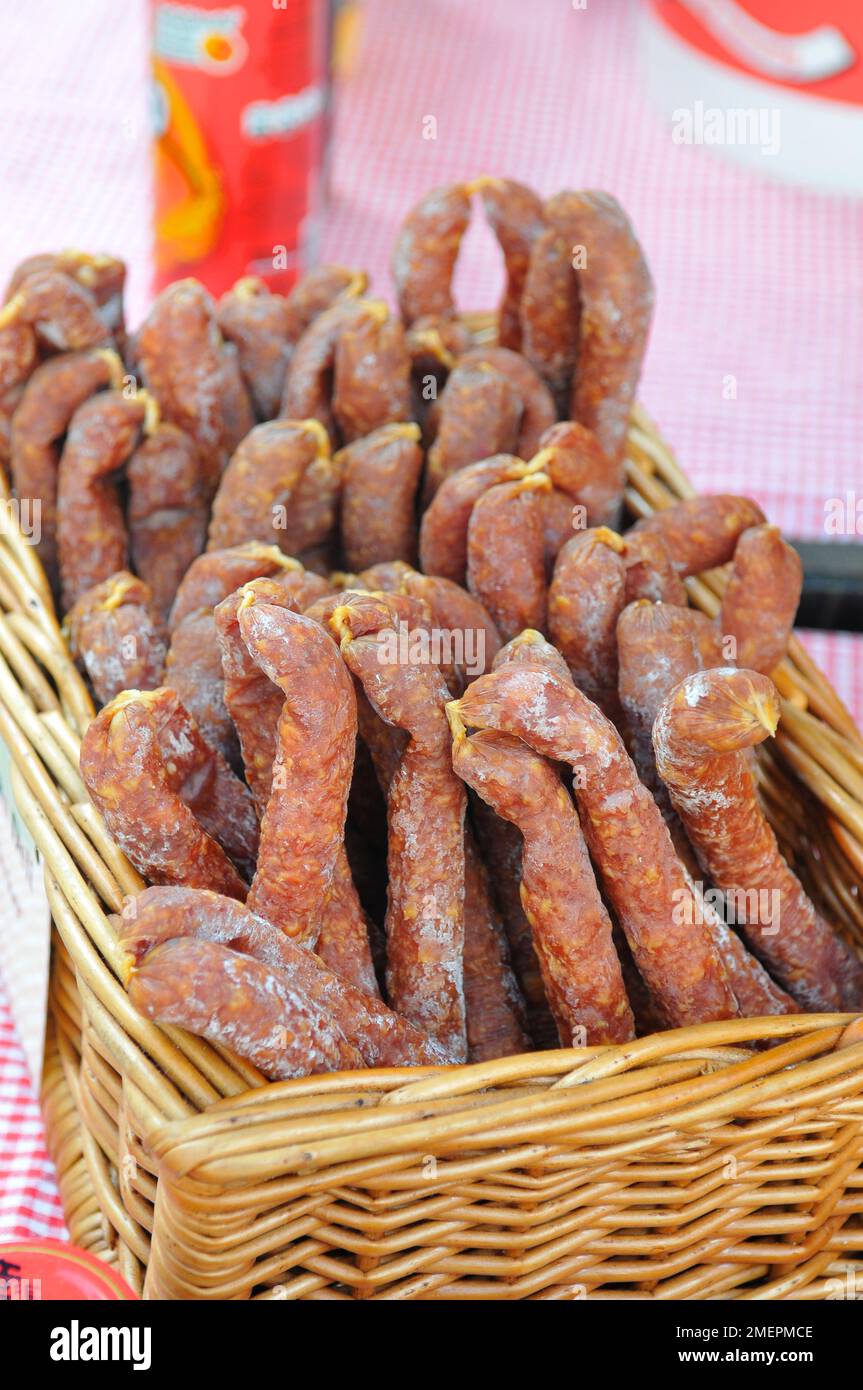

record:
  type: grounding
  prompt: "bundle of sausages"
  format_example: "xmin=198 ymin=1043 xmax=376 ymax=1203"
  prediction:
xmin=5 ymin=179 xmax=860 ymax=1079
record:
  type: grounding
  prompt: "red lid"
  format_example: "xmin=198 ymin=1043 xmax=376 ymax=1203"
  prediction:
xmin=0 ymin=1240 xmax=138 ymax=1301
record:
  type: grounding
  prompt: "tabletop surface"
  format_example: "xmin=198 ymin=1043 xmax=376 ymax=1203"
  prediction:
xmin=1 ymin=0 xmax=861 ymax=1240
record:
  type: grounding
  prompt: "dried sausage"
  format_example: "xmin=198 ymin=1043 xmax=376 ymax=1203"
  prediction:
xmin=283 ymin=264 xmax=367 ymax=341
xmin=121 ymin=886 xmax=449 ymax=1066
xmin=56 ymin=389 xmax=151 ymax=611
xmin=127 ymin=422 xmax=208 ymax=617
xmin=207 ymin=418 xmax=333 ymax=555
xmin=170 ymin=541 xmax=298 ymax=629
xmin=451 ymin=720 xmax=635 ymax=1046
xmin=79 ymin=688 xmax=248 ymax=898
xmin=217 ymin=277 xmax=293 ymax=420
xmin=0 ymin=268 xmax=109 ymax=353
xmin=631 ymin=495 xmax=766 ymax=576
xmin=720 ymin=524 xmax=802 ymax=674
xmin=279 ymin=297 xmax=366 ymax=440
xmin=5 ymin=251 xmax=126 ymax=347
xmin=241 ymin=600 xmax=358 ymax=948
xmin=476 ymin=176 xmax=546 ymax=350
xmin=520 ymin=226 xmax=580 ymax=410
xmin=338 ymin=422 xmax=424 ymax=572
xmin=400 ymin=570 xmax=501 ymax=687
xmin=136 ymin=279 xmax=229 ymax=494
xmin=536 ymin=419 xmax=624 ymax=530
xmin=424 ymin=360 xmax=521 ymax=499
xmin=65 ymin=571 xmax=167 ymax=705
xmin=332 ymin=595 xmax=468 ymax=1060
xmin=419 ymin=453 xmax=526 ymax=584
xmin=616 ymin=602 xmax=798 ymax=1016
xmin=450 ymin=662 xmax=740 ymax=1027
xmin=392 ymin=183 xmax=472 ymax=325
xmin=462 ymin=831 xmax=530 ymax=1059
xmin=547 ymin=526 xmax=626 ymax=718
xmin=459 ymin=345 xmax=556 ymax=459
xmin=10 ymin=347 xmax=123 ymax=587
xmin=544 ymin=190 xmax=654 ymax=464
xmin=331 ymin=302 xmax=412 ymax=443
xmin=653 ymin=667 xmax=863 ymax=1011
xmin=214 ymin=573 xmax=327 ymax=816
xmin=127 ymin=935 xmax=363 ymax=1078
xmin=466 ymin=473 xmax=550 ymax=641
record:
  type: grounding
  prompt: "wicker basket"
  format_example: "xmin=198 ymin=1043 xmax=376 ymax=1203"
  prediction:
xmin=2 ymin=404 xmax=863 ymax=1301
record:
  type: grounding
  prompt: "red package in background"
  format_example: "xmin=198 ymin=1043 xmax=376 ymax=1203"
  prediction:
xmin=151 ymin=0 xmax=332 ymax=297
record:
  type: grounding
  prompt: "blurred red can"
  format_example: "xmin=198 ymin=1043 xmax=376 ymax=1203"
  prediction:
xmin=151 ymin=0 xmax=331 ymax=297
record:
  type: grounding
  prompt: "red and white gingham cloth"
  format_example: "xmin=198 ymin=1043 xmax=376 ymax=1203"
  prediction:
xmin=1 ymin=0 xmax=862 ymax=1240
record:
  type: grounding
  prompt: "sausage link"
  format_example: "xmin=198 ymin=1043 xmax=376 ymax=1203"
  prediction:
xmin=143 ymin=684 xmax=258 ymax=876
xmin=214 ymin=572 xmax=328 ymax=817
xmin=424 ymin=361 xmax=522 ymax=500
xmin=620 ymin=529 xmax=688 ymax=605
xmin=65 ymin=571 xmax=167 ymax=705
xmin=451 ymin=723 xmax=634 ymax=1046
xmin=631 ymin=495 xmax=766 ymax=576
xmin=459 ymin=346 xmax=556 ymax=459
xmin=241 ymin=601 xmax=358 ymax=949
xmin=419 ymin=453 xmax=526 ymax=584
xmin=5 ymin=251 xmax=125 ymax=346
xmin=121 ymin=886 xmax=449 ymax=1066
xmin=135 ymin=279 xmax=229 ymax=494
xmin=0 ymin=384 xmax=23 ymax=469
xmin=547 ymin=526 xmax=626 ymax=717
xmin=468 ymin=793 xmax=557 ymax=1048
xmin=217 ymin=277 xmax=293 ymax=421
xmin=0 ymin=321 xmax=37 ymax=394
xmin=481 ymin=627 xmax=590 ymax=1044
xmin=616 ymin=601 xmax=797 ymax=1017
xmin=0 ymin=268 xmax=109 ymax=352
xmin=451 ymin=662 xmax=740 ymax=1027
xmin=520 ymin=226 xmax=580 ymax=410
xmin=10 ymin=347 xmax=122 ymax=586
xmin=332 ymin=301 xmax=412 ymax=443
xmin=536 ymin=420 xmax=624 ymax=530
xmin=654 ymin=667 xmax=863 ymax=1011
xmin=80 ymin=688 xmax=248 ymax=897
xmin=462 ymin=830 xmax=530 ymax=1059
xmin=208 ymin=418 xmax=334 ymax=555
xmin=283 ymin=264 xmax=368 ymax=341
xmin=56 ymin=390 xmax=150 ymax=611
xmin=476 ymin=176 xmax=546 ymax=350
xmin=338 ymin=422 xmax=424 ymax=572
xmin=165 ymin=608 xmax=242 ymax=771
xmin=332 ymin=597 xmax=467 ymax=1060
xmin=720 ymin=524 xmax=802 ymax=674
xmin=544 ymin=190 xmax=654 ymax=464
xmin=217 ymin=341 xmax=255 ymax=454
xmin=127 ymin=422 xmax=208 ymax=617
xmin=170 ymin=541 xmax=299 ymax=629
xmin=220 ymin=575 xmax=375 ymax=991
xmin=406 ymin=313 xmax=473 ymax=415
xmin=128 ymin=935 xmax=363 ymax=1077
xmin=392 ymin=183 xmax=472 ymax=325
xmin=466 ymin=473 xmax=550 ymax=641
xmin=279 ymin=297 xmax=372 ymax=444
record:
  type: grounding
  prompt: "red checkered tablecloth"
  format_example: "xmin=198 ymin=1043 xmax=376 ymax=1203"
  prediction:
xmin=1 ymin=0 xmax=861 ymax=1241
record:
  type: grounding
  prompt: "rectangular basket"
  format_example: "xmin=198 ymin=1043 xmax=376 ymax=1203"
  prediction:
xmin=3 ymin=405 xmax=863 ymax=1300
